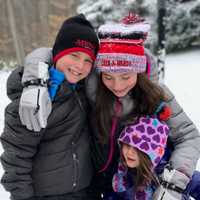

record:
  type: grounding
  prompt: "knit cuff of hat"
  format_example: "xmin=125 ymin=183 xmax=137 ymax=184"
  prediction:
xmin=95 ymin=53 xmax=146 ymax=73
xmin=53 ymin=47 xmax=96 ymax=64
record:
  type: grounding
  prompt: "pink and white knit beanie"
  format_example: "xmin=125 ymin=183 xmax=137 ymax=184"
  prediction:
xmin=95 ymin=13 xmax=150 ymax=73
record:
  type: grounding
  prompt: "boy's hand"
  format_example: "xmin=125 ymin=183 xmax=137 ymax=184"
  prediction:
xmin=19 ymin=86 xmax=52 ymax=132
xmin=19 ymin=61 xmax=51 ymax=132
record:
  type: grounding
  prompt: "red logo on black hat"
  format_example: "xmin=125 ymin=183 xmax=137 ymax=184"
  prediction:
xmin=75 ymin=39 xmax=96 ymax=53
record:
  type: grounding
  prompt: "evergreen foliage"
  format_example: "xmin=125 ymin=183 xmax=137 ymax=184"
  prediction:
xmin=78 ymin=0 xmax=200 ymax=52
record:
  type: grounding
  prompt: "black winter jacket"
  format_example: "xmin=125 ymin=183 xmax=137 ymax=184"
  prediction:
xmin=0 ymin=67 xmax=93 ymax=200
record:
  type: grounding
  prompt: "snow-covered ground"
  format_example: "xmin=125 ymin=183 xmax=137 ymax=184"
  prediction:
xmin=0 ymin=48 xmax=199 ymax=199
xmin=165 ymin=47 xmax=200 ymax=173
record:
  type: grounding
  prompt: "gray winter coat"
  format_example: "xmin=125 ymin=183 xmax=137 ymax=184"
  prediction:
xmin=1 ymin=67 xmax=93 ymax=200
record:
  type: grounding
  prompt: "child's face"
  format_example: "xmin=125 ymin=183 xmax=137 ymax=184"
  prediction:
xmin=122 ymin=143 xmax=140 ymax=168
xmin=56 ymin=51 xmax=93 ymax=83
xmin=102 ymin=71 xmax=137 ymax=97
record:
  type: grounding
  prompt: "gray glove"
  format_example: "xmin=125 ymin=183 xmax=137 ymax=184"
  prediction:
xmin=19 ymin=60 xmax=52 ymax=132
xmin=153 ymin=167 xmax=190 ymax=200
xmin=19 ymin=86 xmax=52 ymax=132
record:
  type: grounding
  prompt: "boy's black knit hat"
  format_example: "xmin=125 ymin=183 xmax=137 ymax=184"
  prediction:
xmin=52 ymin=14 xmax=99 ymax=64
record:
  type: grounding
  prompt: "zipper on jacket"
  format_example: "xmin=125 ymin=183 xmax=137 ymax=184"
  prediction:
xmin=72 ymin=142 xmax=79 ymax=189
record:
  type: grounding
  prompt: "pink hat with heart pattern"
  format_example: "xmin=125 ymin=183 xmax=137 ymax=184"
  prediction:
xmin=119 ymin=116 xmax=169 ymax=167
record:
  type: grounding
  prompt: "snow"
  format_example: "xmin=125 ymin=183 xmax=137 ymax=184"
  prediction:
xmin=0 ymin=48 xmax=200 ymax=199
xmin=165 ymin=48 xmax=200 ymax=132
xmin=0 ymin=71 xmax=11 ymax=199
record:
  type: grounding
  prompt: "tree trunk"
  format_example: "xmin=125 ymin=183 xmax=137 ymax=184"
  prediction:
xmin=20 ymin=0 xmax=30 ymax=53
xmin=39 ymin=0 xmax=49 ymax=45
xmin=6 ymin=0 xmax=24 ymax=65
xmin=157 ymin=0 xmax=166 ymax=82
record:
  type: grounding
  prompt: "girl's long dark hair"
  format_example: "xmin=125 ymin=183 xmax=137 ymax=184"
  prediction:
xmin=96 ymin=73 xmax=168 ymax=143
xmin=130 ymin=149 xmax=160 ymax=189
xmin=119 ymin=146 xmax=159 ymax=191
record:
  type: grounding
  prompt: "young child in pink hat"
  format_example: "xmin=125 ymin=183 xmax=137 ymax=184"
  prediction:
xmin=108 ymin=113 xmax=170 ymax=200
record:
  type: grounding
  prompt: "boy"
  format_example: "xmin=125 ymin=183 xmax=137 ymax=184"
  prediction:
xmin=1 ymin=14 xmax=99 ymax=200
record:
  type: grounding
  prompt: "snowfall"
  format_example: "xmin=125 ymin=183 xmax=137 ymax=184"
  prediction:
xmin=0 ymin=48 xmax=199 ymax=199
